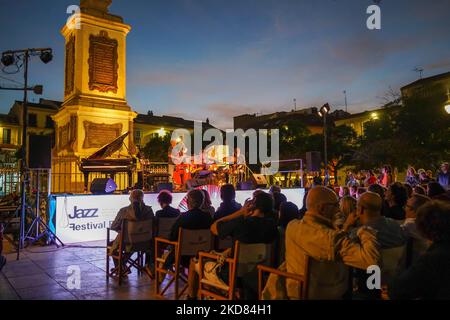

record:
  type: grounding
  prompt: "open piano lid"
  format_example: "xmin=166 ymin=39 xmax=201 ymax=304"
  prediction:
xmin=87 ymin=131 xmax=130 ymax=160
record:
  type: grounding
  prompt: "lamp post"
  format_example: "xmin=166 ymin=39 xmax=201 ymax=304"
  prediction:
xmin=318 ymin=103 xmax=331 ymax=185
xmin=1 ymin=48 xmax=53 ymax=259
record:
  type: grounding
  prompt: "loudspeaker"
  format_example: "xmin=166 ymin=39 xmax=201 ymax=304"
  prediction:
xmin=157 ymin=183 xmax=173 ymax=193
xmin=306 ymin=151 xmax=321 ymax=172
xmin=28 ymin=135 xmax=52 ymax=169
xmin=90 ymin=178 xmax=117 ymax=194
xmin=252 ymin=174 xmax=267 ymax=188
xmin=237 ymin=181 xmax=254 ymax=191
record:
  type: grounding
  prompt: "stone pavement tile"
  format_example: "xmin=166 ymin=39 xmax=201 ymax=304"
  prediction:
xmin=45 ymin=262 xmax=103 ymax=282
xmin=33 ymin=255 xmax=86 ymax=269
xmin=0 ymin=273 xmax=19 ymax=300
xmin=1 ymin=260 xmax=45 ymax=278
xmin=15 ymin=282 xmax=71 ymax=300
xmin=8 ymin=273 xmax=57 ymax=290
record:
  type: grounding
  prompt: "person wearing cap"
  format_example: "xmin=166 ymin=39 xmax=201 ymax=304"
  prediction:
xmin=437 ymin=162 xmax=449 ymax=191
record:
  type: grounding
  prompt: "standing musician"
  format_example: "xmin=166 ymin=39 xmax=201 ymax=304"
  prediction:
xmin=169 ymin=138 xmax=190 ymax=189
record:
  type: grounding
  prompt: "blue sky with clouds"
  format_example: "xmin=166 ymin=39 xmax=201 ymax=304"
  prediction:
xmin=1 ymin=0 xmax=449 ymax=129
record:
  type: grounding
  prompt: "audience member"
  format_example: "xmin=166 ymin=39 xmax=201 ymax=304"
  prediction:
xmin=339 ymin=186 xmax=350 ymax=198
xmin=437 ymin=162 xmax=449 ymax=190
xmin=155 ymin=190 xmax=180 ymax=220
xmin=284 ymin=187 xmax=380 ymax=299
xmin=405 ymin=167 xmax=419 ymax=187
xmin=404 ymin=183 xmax=413 ymax=199
xmin=413 ymin=185 xmax=426 ymax=195
xmin=110 ymin=189 xmax=154 ymax=268
xmin=385 ymin=182 xmax=408 ymax=221
xmin=427 ymin=181 xmax=447 ymax=199
xmin=214 ymin=184 xmax=242 ymax=221
xmin=389 ymin=201 xmax=450 ymax=299
xmin=200 ymin=189 xmax=215 ymax=217
xmin=187 ymin=191 xmax=278 ymax=299
xmin=380 ymin=165 xmax=393 ymax=188
xmin=334 ymin=196 xmax=356 ymax=230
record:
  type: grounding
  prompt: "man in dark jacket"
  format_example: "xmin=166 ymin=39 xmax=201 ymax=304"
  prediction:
xmin=214 ymin=184 xmax=242 ymax=221
xmin=437 ymin=162 xmax=449 ymax=191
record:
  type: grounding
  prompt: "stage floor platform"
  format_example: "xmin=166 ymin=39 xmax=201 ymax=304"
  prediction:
xmin=0 ymin=241 xmax=174 ymax=300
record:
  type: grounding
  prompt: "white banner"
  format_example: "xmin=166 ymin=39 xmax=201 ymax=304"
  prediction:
xmin=54 ymin=188 xmax=304 ymax=244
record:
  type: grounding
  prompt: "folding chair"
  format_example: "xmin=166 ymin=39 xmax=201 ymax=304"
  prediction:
xmin=215 ymin=236 xmax=233 ymax=250
xmin=198 ymin=241 xmax=273 ymax=300
xmin=155 ymin=217 xmax=179 ymax=239
xmin=257 ymin=254 xmax=310 ymax=300
xmin=155 ymin=228 xmax=213 ymax=299
xmin=106 ymin=219 xmax=154 ymax=285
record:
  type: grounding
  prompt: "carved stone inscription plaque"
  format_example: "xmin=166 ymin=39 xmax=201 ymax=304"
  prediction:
xmin=83 ymin=121 xmax=122 ymax=149
xmin=88 ymin=31 xmax=118 ymax=93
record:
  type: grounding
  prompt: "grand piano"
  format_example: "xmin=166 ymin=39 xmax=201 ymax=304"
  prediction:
xmin=79 ymin=131 xmax=137 ymax=192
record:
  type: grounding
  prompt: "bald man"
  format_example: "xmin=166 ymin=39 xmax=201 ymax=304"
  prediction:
xmin=348 ymin=192 xmax=406 ymax=249
xmin=285 ymin=186 xmax=380 ymax=300
xmin=347 ymin=191 xmax=407 ymax=300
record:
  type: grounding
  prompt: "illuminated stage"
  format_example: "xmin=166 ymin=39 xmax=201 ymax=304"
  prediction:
xmin=49 ymin=186 xmax=305 ymax=244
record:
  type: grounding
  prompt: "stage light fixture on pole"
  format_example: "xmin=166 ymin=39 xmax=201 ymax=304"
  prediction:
xmin=1 ymin=47 xmax=57 ymax=260
xmin=318 ymin=103 xmax=331 ymax=185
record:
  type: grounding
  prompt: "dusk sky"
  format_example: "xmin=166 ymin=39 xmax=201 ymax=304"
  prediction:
xmin=1 ymin=0 xmax=450 ymax=129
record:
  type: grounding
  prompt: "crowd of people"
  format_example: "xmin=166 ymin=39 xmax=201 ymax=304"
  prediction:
xmin=105 ymin=159 xmax=450 ymax=300
xmin=2 ymin=162 xmax=449 ymax=299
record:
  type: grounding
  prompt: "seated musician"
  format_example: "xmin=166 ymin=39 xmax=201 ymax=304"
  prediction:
xmin=110 ymin=189 xmax=154 ymax=269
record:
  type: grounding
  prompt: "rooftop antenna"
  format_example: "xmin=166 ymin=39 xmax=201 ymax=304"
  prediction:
xmin=343 ymin=90 xmax=348 ymax=112
xmin=413 ymin=67 xmax=424 ymax=79
xmin=293 ymin=98 xmax=297 ymax=111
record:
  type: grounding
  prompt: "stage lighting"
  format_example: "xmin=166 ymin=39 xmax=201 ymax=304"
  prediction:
xmin=1 ymin=53 xmax=15 ymax=66
xmin=40 ymin=51 xmax=53 ymax=64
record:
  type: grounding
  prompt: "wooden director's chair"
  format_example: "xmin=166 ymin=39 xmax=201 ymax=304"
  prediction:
xmin=106 ymin=219 xmax=154 ymax=286
xmin=155 ymin=228 xmax=213 ymax=299
xmin=198 ymin=241 xmax=273 ymax=300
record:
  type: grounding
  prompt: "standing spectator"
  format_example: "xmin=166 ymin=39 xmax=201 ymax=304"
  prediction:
xmin=339 ymin=186 xmax=350 ymax=198
xmin=312 ymin=172 xmax=323 ymax=186
xmin=405 ymin=167 xmax=419 ymax=187
xmin=385 ymin=182 xmax=408 ymax=221
xmin=437 ymin=162 xmax=449 ymax=191
xmin=214 ymin=184 xmax=242 ymax=221
xmin=346 ymin=172 xmax=359 ymax=187
xmin=380 ymin=165 xmax=393 ymax=188
xmin=364 ymin=170 xmax=378 ymax=186
xmin=285 ymin=187 xmax=380 ymax=300
xmin=389 ymin=201 xmax=450 ymax=299
xmin=418 ymin=169 xmax=431 ymax=185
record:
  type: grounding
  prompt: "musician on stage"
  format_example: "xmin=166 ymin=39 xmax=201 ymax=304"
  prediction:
xmin=169 ymin=138 xmax=189 ymax=190
xmin=231 ymin=147 xmax=246 ymax=184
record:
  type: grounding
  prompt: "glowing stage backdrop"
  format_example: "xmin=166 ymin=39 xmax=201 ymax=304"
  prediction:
xmin=50 ymin=187 xmax=305 ymax=244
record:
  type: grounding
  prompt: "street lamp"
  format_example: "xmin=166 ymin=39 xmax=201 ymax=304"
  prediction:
xmin=318 ymin=103 xmax=331 ymax=185
xmin=1 ymin=48 xmax=53 ymax=259
xmin=445 ymin=88 xmax=450 ymax=114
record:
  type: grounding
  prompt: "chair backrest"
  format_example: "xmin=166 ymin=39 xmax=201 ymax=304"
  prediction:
xmin=179 ymin=228 xmax=213 ymax=256
xmin=236 ymin=242 xmax=272 ymax=277
xmin=381 ymin=245 xmax=406 ymax=284
xmin=157 ymin=217 xmax=179 ymax=239
xmin=122 ymin=219 xmax=153 ymax=246
xmin=216 ymin=236 xmax=234 ymax=250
